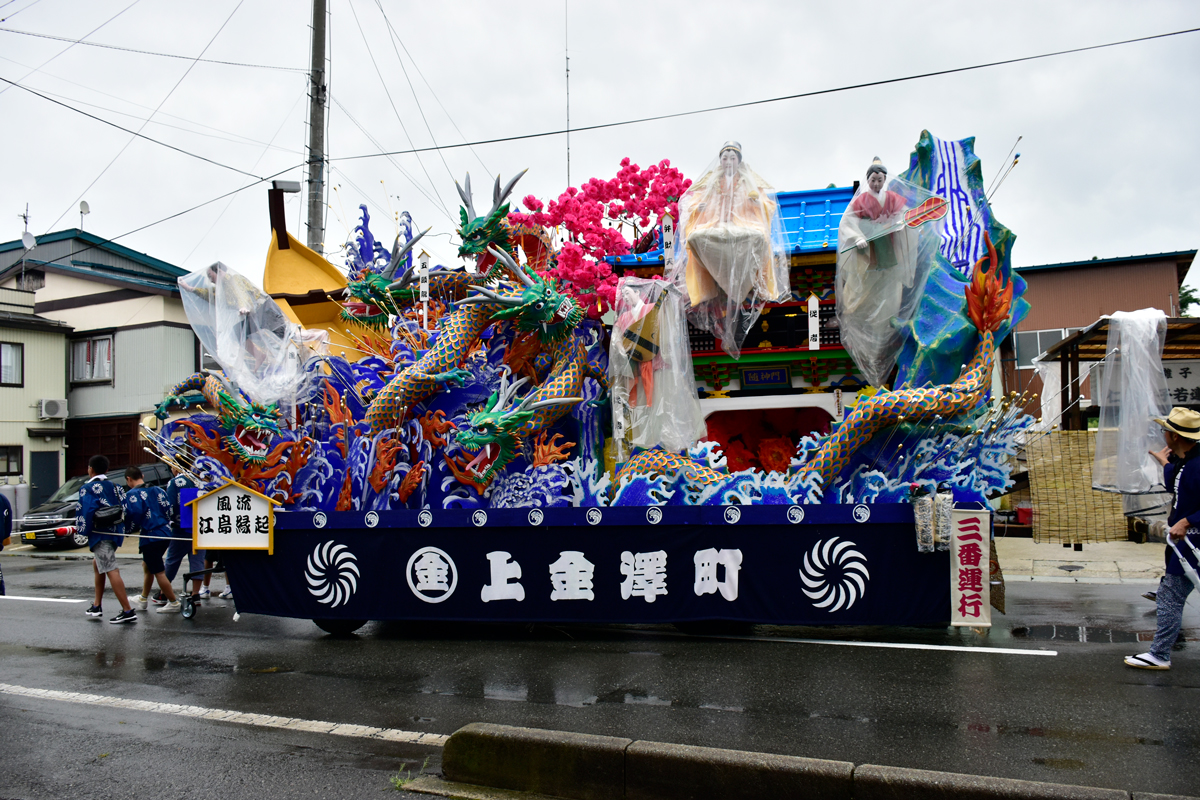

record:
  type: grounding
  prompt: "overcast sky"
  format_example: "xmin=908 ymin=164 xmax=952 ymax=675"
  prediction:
xmin=1 ymin=0 xmax=1197 ymax=290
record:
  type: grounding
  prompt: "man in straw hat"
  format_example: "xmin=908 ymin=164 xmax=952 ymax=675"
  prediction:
xmin=1125 ymin=407 xmax=1200 ymax=669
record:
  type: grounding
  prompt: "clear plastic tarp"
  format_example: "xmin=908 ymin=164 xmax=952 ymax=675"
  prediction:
xmin=1092 ymin=309 xmax=1169 ymax=495
xmin=667 ymin=141 xmax=788 ymax=359
xmin=179 ymin=262 xmax=324 ymax=409
xmin=836 ymin=160 xmax=945 ymax=387
xmin=609 ymin=277 xmax=707 ymax=463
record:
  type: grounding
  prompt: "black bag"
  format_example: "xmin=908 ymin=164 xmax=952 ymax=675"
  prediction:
xmin=93 ymin=504 xmax=123 ymax=529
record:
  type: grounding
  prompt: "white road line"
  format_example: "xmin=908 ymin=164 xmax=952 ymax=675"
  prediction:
xmin=703 ymin=634 xmax=1058 ymax=656
xmin=0 ymin=682 xmax=448 ymax=746
xmin=0 ymin=595 xmax=87 ymax=603
xmin=642 ymin=629 xmax=1058 ymax=656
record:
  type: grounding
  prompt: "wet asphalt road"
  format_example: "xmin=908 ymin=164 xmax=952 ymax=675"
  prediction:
xmin=2 ymin=553 xmax=1199 ymax=798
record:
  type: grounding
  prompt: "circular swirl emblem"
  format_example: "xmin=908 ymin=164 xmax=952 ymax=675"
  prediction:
xmin=312 ymin=511 xmax=327 ymax=529
xmin=852 ymin=504 xmax=871 ymax=523
xmin=364 ymin=511 xmax=379 ymax=528
xmin=528 ymin=508 xmax=544 ymax=526
xmin=787 ymin=506 xmax=805 ymax=524
xmin=646 ymin=507 xmax=663 ymax=525
xmin=800 ymin=537 xmax=869 ymax=613
xmin=723 ymin=506 xmax=742 ymax=525
xmin=305 ymin=541 xmax=359 ymax=608
xmin=417 ymin=509 xmax=433 ymax=528
xmin=585 ymin=508 xmax=602 ymax=526
xmin=471 ymin=509 xmax=488 ymax=527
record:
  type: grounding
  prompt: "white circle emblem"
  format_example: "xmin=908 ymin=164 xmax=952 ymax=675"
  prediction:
xmin=471 ymin=509 xmax=488 ymax=527
xmin=799 ymin=537 xmax=870 ymax=613
xmin=585 ymin=508 xmax=602 ymax=526
xmin=417 ymin=509 xmax=433 ymax=527
xmin=406 ymin=546 xmax=457 ymax=604
xmin=787 ymin=506 xmax=805 ymax=524
xmin=305 ymin=541 xmax=359 ymax=608
xmin=364 ymin=511 xmax=379 ymax=528
xmin=723 ymin=506 xmax=742 ymax=524
xmin=528 ymin=508 xmax=544 ymax=526
xmin=646 ymin=507 xmax=662 ymax=525
xmin=852 ymin=504 xmax=871 ymax=523
xmin=312 ymin=511 xmax=327 ymax=529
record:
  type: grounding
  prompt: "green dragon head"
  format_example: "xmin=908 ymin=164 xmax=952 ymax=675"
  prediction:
xmin=341 ymin=227 xmax=430 ymax=329
xmin=209 ymin=372 xmax=282 ymax=465
xmin=455 ymin=369 xmax=580 ymax=485
xmin=455 ymin=170 xmax=527 ymax=263
xmin=458 ymin=247 xmax=584 ymax=346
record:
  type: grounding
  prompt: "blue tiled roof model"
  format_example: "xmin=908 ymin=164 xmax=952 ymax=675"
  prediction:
xmin=603 ymin=185 xmax=855 ymax=268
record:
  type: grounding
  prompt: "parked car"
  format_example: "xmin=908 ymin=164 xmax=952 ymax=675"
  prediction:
xmin=18 ymin=463 xmax=174 ymax=550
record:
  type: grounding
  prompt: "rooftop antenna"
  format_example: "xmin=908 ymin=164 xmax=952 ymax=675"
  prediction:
xmin=79 ymin=200 xmax=90 ymax=232
xmin=18 ymin=204 xmax=33 ymax=284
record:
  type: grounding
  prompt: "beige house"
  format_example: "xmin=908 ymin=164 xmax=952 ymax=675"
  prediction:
xmin=0 ymin=286 xmax=72 ymax=506
xmin=0 ymin=229 xmax=198 ymax=482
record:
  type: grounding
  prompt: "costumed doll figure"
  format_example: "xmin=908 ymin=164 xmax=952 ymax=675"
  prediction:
xmin=669 ymin=141 xmax=789 ymax=359
xmin=835 ymin=157 xmax=945 ymax=387
xmin=609 ymin=277 xmax=707 ymax=463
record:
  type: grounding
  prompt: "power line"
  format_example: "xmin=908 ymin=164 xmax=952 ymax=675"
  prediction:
xmin=0 ymin=0 xmax=141 ymax=97
xmin=370 ymin=2 xmax=489 ymax=176
xmin=0 ymin=25 xmax=307 ymax=71
xmin=44 ymin=0 xmax=251 ymax=233
xmin=22 ymin=163 xmax=306 ymax=270
xmin=371 ymin=0 xmax=456 ymax=185
xmin=332 ymin=25 xmax=1200 ymax=164
xmin=0 ymin=74 xmax=264 ymax=179
xmin=345 ymin=0 xmax=449 ymax=218
xmin=0 ymin=53 xmax=303 ymax=153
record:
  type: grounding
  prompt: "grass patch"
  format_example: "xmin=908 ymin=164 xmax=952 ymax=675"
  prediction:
xmin=389 ymin=756 xmax=429 ymax=790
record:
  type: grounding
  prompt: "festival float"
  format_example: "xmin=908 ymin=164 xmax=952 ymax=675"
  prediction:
xmin=144 ymin=131 xmax=1031 ymax=634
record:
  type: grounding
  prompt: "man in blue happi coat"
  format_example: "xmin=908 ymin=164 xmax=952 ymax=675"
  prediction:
xmin=1127 ymin=407 xmax=1200 ymax=669
xmin=79 ymin=454 xmax=136 ymax=624
xmin=123 ymin=465 xmax=181 ymax=614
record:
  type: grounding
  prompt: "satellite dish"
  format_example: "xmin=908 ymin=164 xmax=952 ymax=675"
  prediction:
xmin=79 ymin=201 xmax=90 ymax=215
xmin=21 ymin=232 xmax=35 ymax=250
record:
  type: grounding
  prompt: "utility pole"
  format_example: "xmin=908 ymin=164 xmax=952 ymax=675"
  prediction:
xmin=306 ymin=0 xmax=328 ymax=254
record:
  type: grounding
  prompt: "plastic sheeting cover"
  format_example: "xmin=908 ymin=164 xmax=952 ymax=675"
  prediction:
xmin=836 ymin=170 xmax=944 ymax=387
xmin=179 ymin=262 xmax=324 ymax=408
xmin=667 ymin=142 xmax=788 ymax=359
xmin=609 ymin=277 xmax=707 ymax=463
xmin=1092 ymin=309 xmax=1169 ymax=495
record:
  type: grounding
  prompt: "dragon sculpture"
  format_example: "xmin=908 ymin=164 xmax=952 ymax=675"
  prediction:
xmin=799 ymin=233 xmax=1013 ymax=488
xmin=447 ymin=246 xmax=607 ymax=488
xmin=341 ymin=223 xmax=430 ymax=330
xmin=154 ymin=371 xmax=283 ymax=465
xmin=361 ymin=173 xmax=534 ymax=434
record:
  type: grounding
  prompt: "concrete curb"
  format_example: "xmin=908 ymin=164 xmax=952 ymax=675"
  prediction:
xmin=853 ymin=764 xmax=1128 ymax=800
xmin=439 ymin=724 xmax=1197 ymax=800
xmin=443 ymin=723 xmax=630 ymax=800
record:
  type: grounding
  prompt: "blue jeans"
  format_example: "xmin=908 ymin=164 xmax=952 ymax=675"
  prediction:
xmin=1151 ymin=573 xmax=1194 ymax=661
xmin=164 ymin=538 xmax=205 ymax=583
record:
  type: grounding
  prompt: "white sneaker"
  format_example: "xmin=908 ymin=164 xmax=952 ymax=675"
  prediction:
xmin=156 ymin=600 xmax=182 ymax=614
xmin=219 ymin=587 xmax=233 ymax=599
xmin=198 ymin=587 xmax=212 ymax=599
xmin=129 ymin=594 xmax=149 ymax=611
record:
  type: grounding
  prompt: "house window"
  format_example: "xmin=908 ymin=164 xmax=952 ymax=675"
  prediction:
xmin=0 ymin=342 xmax=22 ymax=386
xmin=71 ymin=336 xmax=113 ymax=383
xmin=0 ymin=445 xmax=21 ymax=476
xmin=1014 ymin=328 xmax=1080 ymax=370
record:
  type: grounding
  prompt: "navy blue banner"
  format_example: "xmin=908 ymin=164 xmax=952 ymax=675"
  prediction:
xmin=219 ymin=504 xmax=951 ymax=626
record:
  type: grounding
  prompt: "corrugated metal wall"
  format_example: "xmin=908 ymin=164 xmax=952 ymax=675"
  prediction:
xmin=69 ymin=324 xmax=197 ymax=417
xmin=1016 ymin=262 xmax=1179 ymax=331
